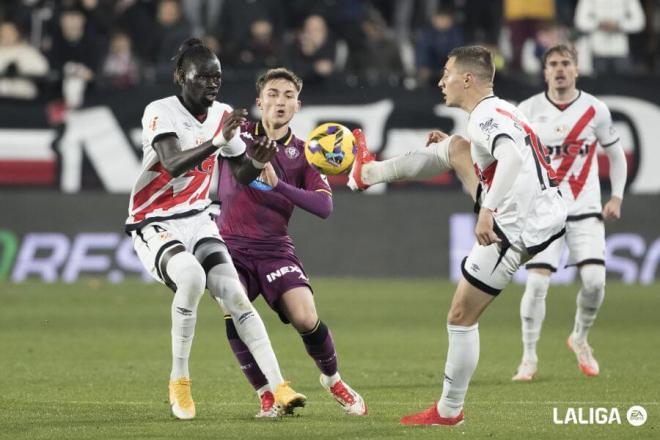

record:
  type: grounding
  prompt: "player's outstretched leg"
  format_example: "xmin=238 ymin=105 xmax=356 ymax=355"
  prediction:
xmin=513 ymin=270 xmax=550 ymax=381
xmin=281 ymin=287 xmax=367 ymax=416
xmin=223 ymin=315 xmax=277 ymax=417
xmin=567 ymin=264 xmax=605 ymax=377
xmin=166 ymin=251 xmax=207 ymax=420
xmin=348 ymin=132 xmax=478 ymax=199
xmin=401 ymin=277 xmax=494 ymax=426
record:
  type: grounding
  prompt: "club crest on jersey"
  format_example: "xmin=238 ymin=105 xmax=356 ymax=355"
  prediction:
xmin=150 ymin=116 xmax=159 ymax=132
xmin=555 ymin=124 xmax=568 ymax=135
xmin=285 ymin=145 xmax=299 ymax=159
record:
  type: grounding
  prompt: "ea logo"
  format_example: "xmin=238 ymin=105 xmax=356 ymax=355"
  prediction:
xmin=626 ymin=405 xmax=647 ymax=427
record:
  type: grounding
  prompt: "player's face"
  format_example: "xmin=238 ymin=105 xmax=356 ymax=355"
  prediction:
xmin=438 ymin=57 xmax=463 ymax=107
xmin=256 ymin=79 xmax=301 ymax=127
xmin=544 ymin=52 xmax=578 ymax=93
xmin=181 ymin=56 xmax=222 ymax=109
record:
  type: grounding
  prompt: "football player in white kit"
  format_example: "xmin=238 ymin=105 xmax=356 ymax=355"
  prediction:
xmin=356 ymin=45 xmax=567 ymax=426
xmin=512 ymin=45 xmax=627 ymax=381
xmin=125 ymin=39 xmax=305 ymax=419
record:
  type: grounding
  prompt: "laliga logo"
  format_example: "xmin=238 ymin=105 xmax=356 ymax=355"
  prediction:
xmin=552 ymin=405 xmax=647 ymax=426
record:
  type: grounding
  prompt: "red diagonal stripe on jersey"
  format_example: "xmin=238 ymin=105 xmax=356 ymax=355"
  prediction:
xmin=568 ymin=140 xmax=598 ymax=198
xmin=213 ymin=110 xmax=230 ymax=138
xmin=474 ymin=161 xmax=498 ymax=190
xmin=133 ymin=162 xmax=170 ymax=208
xmin=495 ymin=108 xmax=555 ymax=179
xmin=554 ymin=106 xmax=596 ymax=182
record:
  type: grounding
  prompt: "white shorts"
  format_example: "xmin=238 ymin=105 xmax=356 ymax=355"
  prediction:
xmin=525 ymin=216 xmax=605 ymax=272
xmin=461 ymin=240 xmax=532 ymax=295
xmin=131 ymin=210 xmax=222 ymax=285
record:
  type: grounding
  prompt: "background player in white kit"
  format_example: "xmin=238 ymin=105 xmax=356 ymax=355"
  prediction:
xmin=125 ymin=39 xmax=305 ymax=420
xmin=512 ymin=45 xmax=627 ymax=381
xmin=352 ymin=45 xmax=566 ymax=426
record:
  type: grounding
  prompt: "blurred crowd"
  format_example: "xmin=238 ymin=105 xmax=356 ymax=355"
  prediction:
xmin=0 ymin=0 xmax=656 ymax=105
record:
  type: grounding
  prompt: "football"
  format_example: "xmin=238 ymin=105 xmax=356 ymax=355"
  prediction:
xmin=304 ymin=122 xmax=356 ymax=175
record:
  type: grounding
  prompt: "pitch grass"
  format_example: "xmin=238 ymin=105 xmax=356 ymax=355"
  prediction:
xmin=1 ymin=279 xmax=658 ymax=439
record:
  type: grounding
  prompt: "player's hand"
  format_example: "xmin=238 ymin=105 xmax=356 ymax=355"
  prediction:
xmin=602 ymin=196 xmax=622 ymax=221
xmin=426 ymin=130 xmax=449 ymax=146
xmin=252 ymin=136 xmax=278 ymax=164
xmin=475 ymin=207 xmax=501 ymax=246
xmin=221 ymin=109 xmax=248 ymax=142
xmin=259 ymin=162 xmax=279 ymax=187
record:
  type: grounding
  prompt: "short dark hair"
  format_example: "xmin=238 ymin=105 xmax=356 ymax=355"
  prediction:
xmin=256 ymin=68 xmax=303 ymax=95
xmin=448 ymin=45 xmax=495 ymax=83
xmin=542 ymin=44 xmax=578 ymax=68
xmin=172 ymin=38 xmax=216 ymax=85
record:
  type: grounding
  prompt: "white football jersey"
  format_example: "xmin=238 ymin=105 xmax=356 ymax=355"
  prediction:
xmin=126 ymin=96 xmax=243 ymax=229
xmin=468 ymin=95 xmax=565 ymax=250
xmin=518 ymin=91 xmax=618 ymax=217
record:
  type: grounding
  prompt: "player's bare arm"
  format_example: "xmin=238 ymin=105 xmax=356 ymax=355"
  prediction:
xmin=227 ymin=135 xmax=278 ymax=185
xmin=152 ymin=108 xmax=248 ymax=177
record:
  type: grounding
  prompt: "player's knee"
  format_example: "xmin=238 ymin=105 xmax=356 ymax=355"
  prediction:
xmin=208 ymin=265 xmax=251 ymax=313
xmin=167 ymin=252 xmax=206 ymax=296
xmin=448 ymin=135 xmax=470 ymax=168
xmin=525 ymin=272 xmax=550 ymax=300
xmin=580 ymin=265 xmax=605 ymax=295
xmin=447 ymin=303 xmax=475 ymax=326
xmin=289 ymin=312 xmax=319 ymax=333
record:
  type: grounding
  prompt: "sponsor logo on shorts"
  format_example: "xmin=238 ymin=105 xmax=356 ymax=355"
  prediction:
xmin=266 ymin=265 xmax=308 ymax=283
xmin=470 ymin=263 xmax=480 ymax=272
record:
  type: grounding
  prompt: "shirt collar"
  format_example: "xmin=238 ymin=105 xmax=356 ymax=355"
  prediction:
xmin=255 ymin=121 xmax=294 ymax=145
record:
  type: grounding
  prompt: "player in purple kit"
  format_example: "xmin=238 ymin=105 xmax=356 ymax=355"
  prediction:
xmin=215 ymin=67 xmax=367 ymax=417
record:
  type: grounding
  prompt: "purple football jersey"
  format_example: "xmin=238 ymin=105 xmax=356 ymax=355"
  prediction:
xmin=216 ymin=121 xmax=331 ymax=250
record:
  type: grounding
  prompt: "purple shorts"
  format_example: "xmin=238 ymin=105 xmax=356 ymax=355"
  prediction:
xmin=227 ymin=246 xmax=312 ymax=323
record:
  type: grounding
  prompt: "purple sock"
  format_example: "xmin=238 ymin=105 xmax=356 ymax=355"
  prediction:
xmin=225 ymin=316 xmax=268 ymax=391
xmin=301 ymin=320 xmax=338 ymax=376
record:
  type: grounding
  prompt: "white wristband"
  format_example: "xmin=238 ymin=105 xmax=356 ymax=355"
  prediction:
xmin=251 ymin=158 xmax=266 ymax=169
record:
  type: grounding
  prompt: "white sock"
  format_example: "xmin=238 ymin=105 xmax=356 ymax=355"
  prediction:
xmin=166 ymin=253 xmax=206 ymax=380
xmin=208 ymin=264 xmax=285 ymax=388
xmin=256 ymin=384 xmax=271 ymax=397
xmin=362 ymin=136 xmax=453 ymax=185
xmin=437 ymin=323 xmax=479 ymax=418
xmin=321 ymin=372 xmax=341 ymax=387
xmin=572 ymin=265 xmax=605 ymax=343
xmin=520 ymin=272 xmax=550 ymax=362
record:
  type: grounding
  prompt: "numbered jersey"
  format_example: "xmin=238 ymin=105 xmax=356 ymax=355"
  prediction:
xmin=468 ymin=95 xmax=565 ymax=250
xmin=518 ymin=91 xmax=618 ymax=217
xmin=126 ymin=96 xmax=240 ymax=230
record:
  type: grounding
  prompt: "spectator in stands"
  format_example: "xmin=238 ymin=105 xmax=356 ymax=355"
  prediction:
xmin=148 ymin=0 xmax=192 ymax=82
xmin=181 ymin=0 xmax=223 ymax=36
xmin=48 ymin=7 xmax=99 ymax=108
xmin=504 ymin=0 xmax=556 ymax=71
xmin=461 ymin=0 xmax=503 ymax=46
xmin=574 ymin=0 xmax=645 ymax=74
xmin=415 ymin=7 xmax=464 ymax=87
xmin=349 ymin=7 xmax=403 ymax=85
xmin=0 ymin=20 xmax=49 ymax=99
xmin=521 ymin=21 xmax=567 ymax=76
xmin=101 ymin=30 xmax=140 ymax=89
xmin=235 ymin=17 xmax=281 ymax=74
xmin=216 ymin=0 xmax=286 ymax=65
xmin=284 ymin=14 xmax=337 ymax=84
